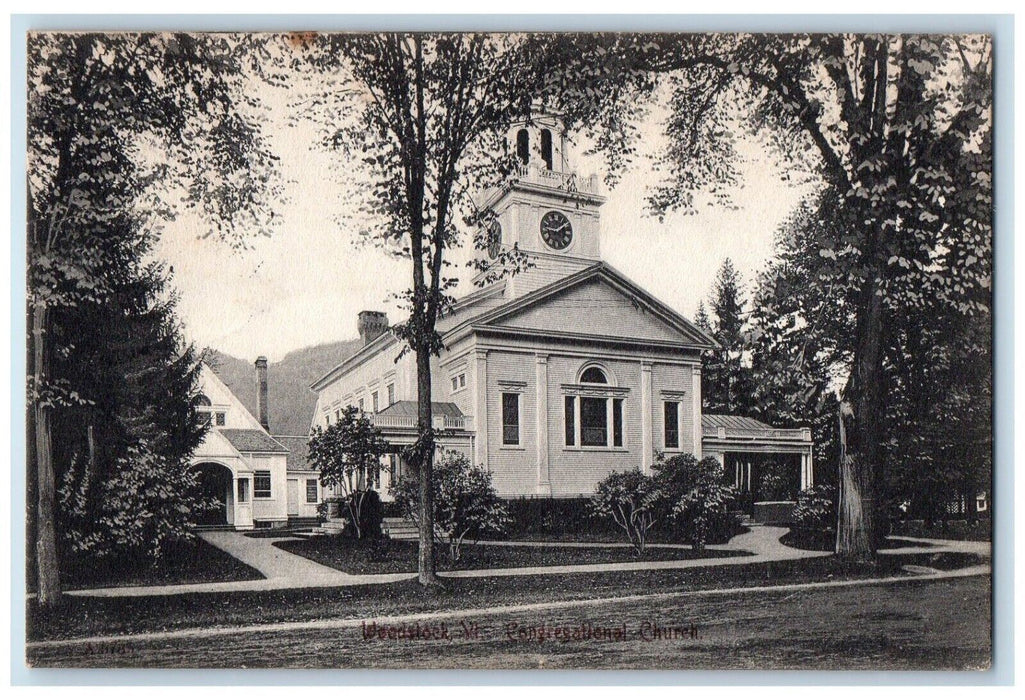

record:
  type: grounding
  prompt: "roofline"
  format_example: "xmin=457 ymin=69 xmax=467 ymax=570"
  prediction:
xmin=443 ymin=261 xmax=718 ymax=350
xmin=310 ymin=331 xmax=399 ymax=391
xmin=470 ymin=324 xmax=707 ymax=355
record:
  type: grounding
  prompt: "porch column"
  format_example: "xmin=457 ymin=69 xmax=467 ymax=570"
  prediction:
xmin=800 ymin=451 xmax=814 ymax=490
xmin=535 ymin=353 xmax=551 ymax=494
xmin=640 ymin=360 xmax=653 ymax=473
xmin=692 ymin=365 xmax=703 ymax=458
xmin=474 ymin=350 xmax=489 ymax=469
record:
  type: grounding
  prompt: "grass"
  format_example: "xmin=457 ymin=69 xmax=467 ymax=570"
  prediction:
xmin=40 ymin=536 xmax=263 ymax=592
xmin=28 ymin=576 xmax=990 ymax=670
xmin=273 ymin=535 xmax=751 ymax=575
xmin=26 ymin=550 xmax=984 ymax=644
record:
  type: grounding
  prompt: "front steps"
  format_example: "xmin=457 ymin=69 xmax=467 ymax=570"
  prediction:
xmin=382 ymin=517 xmax=419 ymax=540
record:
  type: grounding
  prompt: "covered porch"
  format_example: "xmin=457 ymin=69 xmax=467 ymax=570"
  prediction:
xmin=701 ymin=414 xmax=814 ymax=520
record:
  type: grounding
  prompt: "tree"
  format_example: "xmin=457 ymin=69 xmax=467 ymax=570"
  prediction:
xmin=590 ymin=469 xmax=664 ymax=554
xmin=585 ymin=34 xmax=992 ymax=560
xmin=308 ymin=405 xmax=390 ymax=540
xmin=702 ymin=259 xmax=754 ymax=414
xmin=391 ymin=451 xmax=510 ymax=564
xmin=27 ymin=32 xmax=279 ymax=604
xmin=290 ymin=33 xmax=647 ymax=584
xmin=52 ymin=248 xmax=213 ymax=562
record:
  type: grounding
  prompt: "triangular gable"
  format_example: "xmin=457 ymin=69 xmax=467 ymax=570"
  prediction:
xmin=192 ymin=427 xmax=245 ymax=461
xmin=460 ymin=263 xmax=716 ymax=349
xmin=198 ymin=363 xmax=267 ymax=432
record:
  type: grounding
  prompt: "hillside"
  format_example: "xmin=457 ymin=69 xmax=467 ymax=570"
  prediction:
xmin=204 ymin=339 xmax=362 ymax=436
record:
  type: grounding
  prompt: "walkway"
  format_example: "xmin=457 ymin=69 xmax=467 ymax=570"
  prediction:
xmin=62 ymin=526 xmax=989 ymax=598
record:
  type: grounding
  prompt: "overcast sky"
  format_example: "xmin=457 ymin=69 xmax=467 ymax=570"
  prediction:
xmin=153 ymin=75 xmax=813 ymax=362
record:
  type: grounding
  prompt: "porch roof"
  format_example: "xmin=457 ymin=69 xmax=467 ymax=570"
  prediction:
xmin=218 ymin=428 xmax=288 ymax=454
xmin=376 ymin=401 xmax=464 ymax=418
xmin=701 ymin=413 xmax=812 ymax=451
xmin=702 ymin=414 xmax=776 ymax=433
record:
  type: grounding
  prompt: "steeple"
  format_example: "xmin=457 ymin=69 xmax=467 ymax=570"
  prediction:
xmin=475 ymin=110 xmax=606 ymax=298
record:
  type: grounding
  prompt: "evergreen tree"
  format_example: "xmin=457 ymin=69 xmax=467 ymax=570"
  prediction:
xmin=702 ymin=259 xmax=754 ymax=414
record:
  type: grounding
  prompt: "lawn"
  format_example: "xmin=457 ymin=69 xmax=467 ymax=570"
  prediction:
xmin=27 ymin=564 xmax=990 ymax=670
xmin=273 ymin=535 xmax=751 ymax=575
xmin=37 ymin=536 xmax=263 ymax=592
xmin=26 ymin=549 xmax=984 ymax=645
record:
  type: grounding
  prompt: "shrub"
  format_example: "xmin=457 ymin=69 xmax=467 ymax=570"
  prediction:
xmin=672 ymin=457 xmax=741 ymax=553
xmin=589 ymin=469 xmax=665 ymax=553
xmin=792 ymin=484 xmax=838 ymax=532
xmin=391 ymin=451 xmax=510 ymax=563
xmin=343 ymin=489 xmax=383 ymax=540
xmin=308 ymin=405 xmax=389 ymax=539
xmin=651 ymin=453 xmax=703 ymax=503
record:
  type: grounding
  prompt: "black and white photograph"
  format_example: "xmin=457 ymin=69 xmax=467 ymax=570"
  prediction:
xmin=19 ymin=23 xmax=996 ymax=672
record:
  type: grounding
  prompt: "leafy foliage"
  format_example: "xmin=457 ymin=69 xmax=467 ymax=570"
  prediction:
xmin=670 ymin=457 xmax=740 ymax=553
xmin=391 ymin=452 xmax=510 ymax=563
xmin=589 ymin=469 xmax=665 ymax=553
xmin=792 ymin=484 xmax=839 ymax=533
xmin=308 ymin=405 xmax=390 ymax=539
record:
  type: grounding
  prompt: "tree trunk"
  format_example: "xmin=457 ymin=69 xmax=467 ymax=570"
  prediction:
xmin=31 ymin=301 xmax=62 ymax=605
xmin=415 ymin=344 xmax=440 ymax=586
xmin=835 ymin=272 xmax=888 ymax=561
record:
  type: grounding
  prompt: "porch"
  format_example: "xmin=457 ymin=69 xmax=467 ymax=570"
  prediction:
xmin=700 ymin=414 xmax=814 ymax=520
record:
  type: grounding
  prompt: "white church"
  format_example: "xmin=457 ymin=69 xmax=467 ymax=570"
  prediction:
xmin=310 ymin=114 xmax=815 ymax=504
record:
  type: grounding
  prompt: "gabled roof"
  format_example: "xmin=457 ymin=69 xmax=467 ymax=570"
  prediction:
xmin=376 ymin=400 xmax=464 ymax=418
xmin=273 ymin=435 xmax=311 ymax=471
xmin=444 ymin=262 xmax=717 ymax=350
xmin=218 ymin=429 xmax=289 ymax=454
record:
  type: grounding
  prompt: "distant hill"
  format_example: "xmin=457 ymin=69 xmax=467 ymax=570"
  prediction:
xmin=204 ymin=339 xmax=362 ymax=436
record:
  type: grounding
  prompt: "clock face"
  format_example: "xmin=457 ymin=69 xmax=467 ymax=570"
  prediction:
xmin=487 ymin=219 xmax=502 ymax=259
xmin=540 ymin=211 xmax=573 ymax=250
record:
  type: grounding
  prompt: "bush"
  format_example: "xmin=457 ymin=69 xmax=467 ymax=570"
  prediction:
xmin=505 ymin=497 xmax=612 ymax=537
xmin=672 ymin=457 xmax=741 ymax=552
xmin=343 ymin=489 xmax=383 ymax=540
xmin=589 ymin=469 xmax=665 ymax=553
xmin=792 ymin=484 xmax=837 ymax=532
xmin=391 ymin=451 xmax=510 ymax=563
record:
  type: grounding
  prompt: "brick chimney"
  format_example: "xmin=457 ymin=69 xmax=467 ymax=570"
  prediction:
xmin=357 ymin=310 xmax=389 ymax=347
xmin=254 ymin=356 xmax=269 ymax=430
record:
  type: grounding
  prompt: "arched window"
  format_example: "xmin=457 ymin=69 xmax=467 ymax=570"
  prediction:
xmin=193 ymin=394 xmax=212 ymax=407
xmin=540 ymin=128 xmax=553 ymax=170
xmin=516 ymin=129 xmax=530 ymax=165
xmin=566 ymin=364 xmax=623 ymax=449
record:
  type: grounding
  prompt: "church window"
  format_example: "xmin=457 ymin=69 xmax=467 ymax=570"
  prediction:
xmin=564 ymin=395 xmax=576 ymax=446
xmin=387 ymin=383 xmax=395 ymax=406
xmin=372 ymin=391 xmax=379 ymax=413
xmin=306 ymin=479 xmax=319 ymax=504
xmin=580 ymin=366 xmax=608 ymax=384
xmin=540 ymin=128 xmax=553 ymax=170
xmin=664 ymin=401 xmax=681 ymax=449
xmin=580 ymin=397 xmax=607 ymax=446
xmin=237 ymin=479 xmax=249 ymax=503
xmin=516 ymin=129 xmax=530 ymax=164
xmin=215 ymin=412 xmax=226 ymax=426
xmin=358 ymin=398 xmax=364 ymax=412
xmin=502 ymin=392 xmax=520 ymax=445
xmin=613 ymin=399 xmax=624 ymax=447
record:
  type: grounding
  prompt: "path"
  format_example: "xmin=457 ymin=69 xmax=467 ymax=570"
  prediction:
xmin=61 ymin=526 xmax=990 ymax=598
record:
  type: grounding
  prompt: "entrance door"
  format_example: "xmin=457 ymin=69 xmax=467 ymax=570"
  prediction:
xmin=286 ymin=479 xmax=299 ymax=516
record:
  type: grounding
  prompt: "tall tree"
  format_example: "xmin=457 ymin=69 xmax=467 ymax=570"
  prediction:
xmin=602 ymin=33 xmax=992 ymax=560
xmin=702 ymin=259 xmax=754 ymax=414
xmin=291 ymin=33 xmax=646 ymax=585
xmin=27 ymin=32 xmax=280 ymax=604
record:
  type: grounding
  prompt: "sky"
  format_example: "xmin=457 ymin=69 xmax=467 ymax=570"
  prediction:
xmin=153 ymin=75 xmax=813 ymax=363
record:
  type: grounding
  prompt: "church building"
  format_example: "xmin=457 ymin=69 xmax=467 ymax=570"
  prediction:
xmin=310 ymin=114 xmax=814 ymax=503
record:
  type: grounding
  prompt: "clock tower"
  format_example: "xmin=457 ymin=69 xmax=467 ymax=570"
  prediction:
xmin=475 ymin=112 xmax=607 ymax=299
